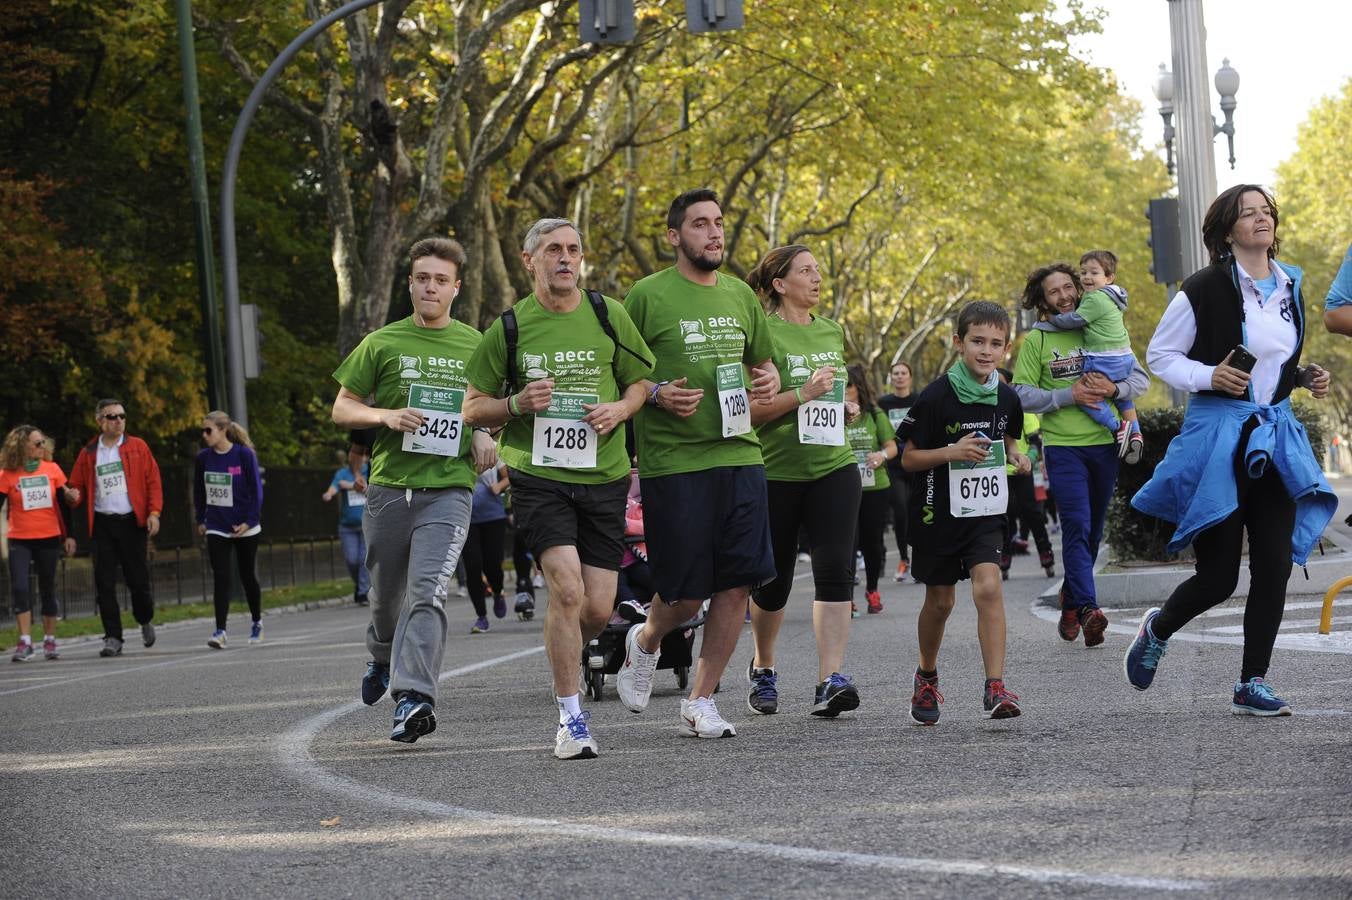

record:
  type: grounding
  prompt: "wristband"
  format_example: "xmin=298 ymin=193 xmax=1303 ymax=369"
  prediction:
xmin=508 ymin=394 xmax=521 ymax=417
xmin=472 ymin=426 xmax=492 ymax=434
xmin=794 ymin=387 xmax=804 ymax=405
xmin=648 ymin=381 xmax=669 ymax=408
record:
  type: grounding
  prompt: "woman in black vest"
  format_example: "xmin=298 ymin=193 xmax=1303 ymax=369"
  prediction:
xmin=1126 ymin=184 xmax=1336 ymax=716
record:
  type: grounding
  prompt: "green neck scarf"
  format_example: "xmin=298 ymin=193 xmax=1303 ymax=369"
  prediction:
xmin=23 ymin=459 xmax=40 ymax=473
xmin=947 ymin=360 xmax=999 ymax=406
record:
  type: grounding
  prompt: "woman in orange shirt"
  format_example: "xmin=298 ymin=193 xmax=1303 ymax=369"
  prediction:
xmin=1 ymin=426 xmax=77 ymax=661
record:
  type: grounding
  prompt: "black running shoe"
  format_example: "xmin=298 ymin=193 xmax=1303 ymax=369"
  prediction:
xmin=811 ymin=672 xmax=859 ymax=718
xmin=390 ymin=692 xmax=436 ymax=743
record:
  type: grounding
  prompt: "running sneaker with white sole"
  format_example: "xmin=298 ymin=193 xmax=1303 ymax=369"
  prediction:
xmin=1232 ymin=677 xmax=1292 ymax=717
xmin=616 ymin=625 xmax=660 ymax=712
xmin=1114 ymin=419 xmax=1133 ymax=459
xmin=894 ymin=560 xmax=908 ymax=582
xmin=909 ymin=671 xmax=943 ymax=726
xmin=249 ymin=621 xmax=263 ymax=644
xmin=361 ymin=660 xmax=390 ymax=705
xmin=1123 ymin=430 xmax=1145 ymax=465
xmin=554 ymin=712 xmax=600 ymax=760
xmin=390 ymin=692 xmax=437 ymax=742
xmin=680 ymin=697 xmax=736 ymax=738
xmin=11 ymin=641 xmax=34 ymax=663
xmin=42 ymin=636 xmax=58 ymax=660
xmin=1124 ymin=607 xmax=1168 ymax=690
xmin=99 ymin=637 xmax=123 ymax=657
xmin=207 ymin=630 xmax=227 ymax=649
xmin=982 ymin=679 xmax=1021 ymax=719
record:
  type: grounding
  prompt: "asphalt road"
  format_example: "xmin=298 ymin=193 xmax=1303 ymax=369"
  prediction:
xmin=3 ymin=538 xmax=1350 ymax=899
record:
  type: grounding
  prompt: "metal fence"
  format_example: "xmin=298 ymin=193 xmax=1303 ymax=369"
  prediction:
xmin=0 ymin=537 xmax=346 ymax=623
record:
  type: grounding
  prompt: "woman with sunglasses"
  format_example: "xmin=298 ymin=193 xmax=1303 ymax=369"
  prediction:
xmin=0 ymin=427 xmax=77 ymax=661
xmin=194 ymin=411 xmax=264 ymax=648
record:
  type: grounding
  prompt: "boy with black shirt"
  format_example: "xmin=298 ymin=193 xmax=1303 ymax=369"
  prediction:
xmin=896 ymin=302 xmax=1030 ymax=725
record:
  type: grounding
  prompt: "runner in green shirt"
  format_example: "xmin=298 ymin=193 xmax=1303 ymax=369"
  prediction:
xmin=614 ymin=188 xmax=780 ymax=740
xmin=845 ymin=364 xmax=899 ymax=616
xmin=464 ymin=218 xmax=653 ymax=761
xmin=331 ymin=237 xmax=497 ymax=744
xmin=743 ymin=243 xmax=863 ymax=719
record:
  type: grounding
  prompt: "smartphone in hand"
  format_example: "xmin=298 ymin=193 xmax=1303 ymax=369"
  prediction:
xmin=1228 ymin=344 xmax=1258 ymax=374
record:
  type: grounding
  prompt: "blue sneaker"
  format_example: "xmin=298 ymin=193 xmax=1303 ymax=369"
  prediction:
xmin=811 ymin=672 xmax=860 ymax=718
xmin=747 ymin=661 xmax=779 ymax=715
xmin=248 ymin=621 xmax=263 ymax=644
xmin=390 ymin=692 xmax=437 ymax=742
xmin=1123 ymin=607 xmax=1169 ymax=691
xmin=361 ymin=660 xmax=390 ymax=706
xmin=1232 ymin=677 xmax=1292 ymax=717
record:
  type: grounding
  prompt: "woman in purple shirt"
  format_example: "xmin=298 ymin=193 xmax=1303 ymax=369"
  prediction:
xmin=194 ymin=410 xmax=264 ymax=649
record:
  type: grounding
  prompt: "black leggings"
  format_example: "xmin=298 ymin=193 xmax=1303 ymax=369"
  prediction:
xmin=462 ymin=519 xmax=506 ymax=617
xmin=856 ymin=490 xmax=890 ymax=592
xmin=1152 ymin=466 xmax=1295 ymax=682
xmin=1005 ymin=474 xmax=1052 ymax=558
xmin=8 ymin=537 xmax=61 ymax=617
xmin=886 ymin=472 xmax=911 ymax=562
xmin=511 ymin=521 xmax=534 ymax=596
xmin=756 ymin=464 xmax=862 ymax=610
xmin=207 ymin=534 xmax=261 ymax=631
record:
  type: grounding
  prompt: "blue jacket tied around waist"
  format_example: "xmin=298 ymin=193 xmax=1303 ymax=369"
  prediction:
xmin=1131 ymin=395 xmax=1335 ymax=565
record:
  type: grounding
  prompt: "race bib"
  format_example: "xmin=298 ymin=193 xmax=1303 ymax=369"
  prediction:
xmin=886 ymin=407 xmax=909 ymax=429
xmin=1032 ymin=466 xmax=1047 ymax=490
xmin=854 ymin=451 xmax=876 ymax=488
xmin=96 ymin=461 xmax=127 ymax=498
xmin=532 ymin=392 xmax=599 ymax=469
xmin=402 ymin=384 xmax=465 ymax=457
xmin=19 ymin=475 xmax=52 ymax=511
xmin=948 ymin=440 xmax=1007 ymax=518
xmin=797 ymin=376 xmax=846 ymax=446
xmin=715 ymin=363 xmax=751 ymax=437
xmin=346 ymin=489 xmax=367 ymax=508
xmin=205 ymin=471 xmax=233 ymax=507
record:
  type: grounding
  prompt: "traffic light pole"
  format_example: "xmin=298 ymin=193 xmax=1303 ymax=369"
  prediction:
xmin=219 ymin=0 xmax=382 ymax=430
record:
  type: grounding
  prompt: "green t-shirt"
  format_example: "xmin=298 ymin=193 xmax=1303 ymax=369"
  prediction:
xmin=1074 ymin=289 xmax=1131 ymax=351
xmin=624 ymin=267 xmax=776 ymax=477
xmin=757 ymin=314 xmax=855 ymax=481
xmin=465 ymin=293 xmax=654 ymax=484
xmin=1012 ymin=328 xmax=1113 ymax=448
xmin=331 ymin=317 xmax=482 ymax=489
xmin=846 ymin=409 xmax=894 ymax=492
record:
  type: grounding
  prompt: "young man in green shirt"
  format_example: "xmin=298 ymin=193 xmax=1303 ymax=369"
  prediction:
xmin=464 ymin=218 xmax=654 ymax=760
xmin=331 ymin=237 xmax=497 ymax=744
xmin=614 ymin=189 xmax=780 ymax=739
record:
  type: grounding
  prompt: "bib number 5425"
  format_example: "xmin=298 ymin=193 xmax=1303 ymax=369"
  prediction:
xmin=402 ymin=384 xmax=465 ymax=457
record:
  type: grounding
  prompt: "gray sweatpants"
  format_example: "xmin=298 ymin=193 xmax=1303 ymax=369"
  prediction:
xmin=362 ymin=483 xmax=471 ymax=702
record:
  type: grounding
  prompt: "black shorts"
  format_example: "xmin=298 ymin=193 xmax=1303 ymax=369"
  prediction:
xmin=641 ymin=465 xmax=776 ymax=603
xmin=912 ymin=526 xmax=1003 ymax=586
xmin=506 ymin=468 xmax=628 ymax=571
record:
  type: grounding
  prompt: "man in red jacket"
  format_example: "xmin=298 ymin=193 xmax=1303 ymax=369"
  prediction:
xmin=66 ymin=399 xmax=163 ymax=657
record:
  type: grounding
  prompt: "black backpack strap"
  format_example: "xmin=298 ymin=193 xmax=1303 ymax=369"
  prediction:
xmin=586 ymin=289 xmax=652 ymax=370
xmin=501 ymin=308 xmax=519 ymax=395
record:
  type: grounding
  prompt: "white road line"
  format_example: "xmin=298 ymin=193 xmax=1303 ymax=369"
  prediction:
xmin=276 ymin=647 xmax=1210 ymax=893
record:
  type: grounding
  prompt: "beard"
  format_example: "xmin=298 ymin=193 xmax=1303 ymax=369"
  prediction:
xmin=679 ymin=238 xmax=723 ymax=272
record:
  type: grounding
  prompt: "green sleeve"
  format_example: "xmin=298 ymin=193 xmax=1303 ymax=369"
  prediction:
xmin=623 ymin=284 xmax=649 ymax=334
xmin=873 ymin=410 xmax=893 ymax=447
xmin=1012 ymin=329 xmax=1046 ymax=388
xmin=332 ymin=335 xmax=377 ymax=397
xmin=464 ymin=318 xmax=508 ymax=396
xmin=741 ymin=289 xmax=775 ymax=365
xmin=607 ymin=298 xmax=656 ymax=386
xmin=1075 ymin=291 xmax=1113 ymax=326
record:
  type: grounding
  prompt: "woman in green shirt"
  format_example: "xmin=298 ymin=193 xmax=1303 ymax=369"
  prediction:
xmin=745 ymin=244 xmax=862 ymax=719
xmin=845 ymin=365 xmax=898 ymax=615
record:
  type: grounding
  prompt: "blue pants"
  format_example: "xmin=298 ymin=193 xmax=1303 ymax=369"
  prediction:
xmin=1081 ymin=352 xmax=1137 ymax=432
xmin=1045 ymin=443 xmax=1120 ymax=610
xmin=339 ymin=526 xmax=369 ymax=596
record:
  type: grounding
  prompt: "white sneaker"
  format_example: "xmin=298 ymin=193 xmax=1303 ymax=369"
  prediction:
xmin=554 ymin=712 xmax=599 ymax=760
xmin=532 ymin=573 xmax=545 ymax=588
xmin=616 ymin=625 xmax=660 ymax=713
xmin=680 ymin=697 xmax=736 ymax=739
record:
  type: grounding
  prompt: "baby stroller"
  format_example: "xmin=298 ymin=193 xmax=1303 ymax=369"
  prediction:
xmin=579 ymin=475 xmax=702 ymax=701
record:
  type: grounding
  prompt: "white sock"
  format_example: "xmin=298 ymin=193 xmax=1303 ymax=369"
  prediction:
xmin=19 ymin=634 xmax=31 ymax=645
xmin=557 ymin=694 xmax=582 ymax=723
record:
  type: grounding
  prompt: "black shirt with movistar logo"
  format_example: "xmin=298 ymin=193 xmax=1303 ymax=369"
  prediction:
xmin=895 ymin=376 xmax=1022 ymax=548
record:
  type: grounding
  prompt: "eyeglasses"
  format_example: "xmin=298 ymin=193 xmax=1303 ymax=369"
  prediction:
xmin=29 ymin=438 xmax=45 ymax=447
xmin=202 ymin=428 xmax=214 ymax=435
xmin=102 ymin=413 xmax=126 ymax=421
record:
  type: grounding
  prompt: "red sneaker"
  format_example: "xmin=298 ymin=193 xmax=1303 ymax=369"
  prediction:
xmin=1057 ymin=607 xmax=1081 ymax=642
xmin=982 ymin=679 xmax=1021 ymax=719
xmin=909 ymin=672 xmax=943 ymax=726
xmin=1081 ymin=607 xmax=1109 ymax=647
xmin=866 ymin=591 xmax=883 ymax=614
